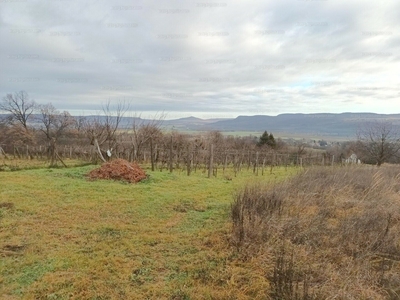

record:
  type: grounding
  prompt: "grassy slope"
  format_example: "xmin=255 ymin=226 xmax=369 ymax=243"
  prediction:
xmin=0 ymin=164 xmax=295 ymax=299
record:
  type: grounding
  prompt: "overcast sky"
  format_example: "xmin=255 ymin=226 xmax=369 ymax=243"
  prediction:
xmin=0 ymin=0 xmax=399 ymax=119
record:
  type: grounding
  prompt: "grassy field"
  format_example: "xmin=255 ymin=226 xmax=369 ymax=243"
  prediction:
xmin=0 ymin=158 xmax=90 ymax=171
xmin=0 ymin=162 xmax=296 ymax=299
xmin=162 ymin=129 xmax=352 ymax=141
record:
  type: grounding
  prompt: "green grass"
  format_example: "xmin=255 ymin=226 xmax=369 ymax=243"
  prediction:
xmin=0 ymin=163 xmax=296 ymax=299
xmin=0 ymin=158 xmax=90 ymax=171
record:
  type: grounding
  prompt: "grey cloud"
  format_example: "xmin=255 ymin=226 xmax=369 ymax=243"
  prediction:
xmin=0 ymin=0 xmax=399 ymax=117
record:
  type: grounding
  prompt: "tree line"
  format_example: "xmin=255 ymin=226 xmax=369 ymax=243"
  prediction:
xmin=1 ymin=91 xmax=400 ymax=167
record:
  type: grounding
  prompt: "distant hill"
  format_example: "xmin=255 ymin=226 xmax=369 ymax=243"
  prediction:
xmin=153 ymin=113 xmax=400 ymax=139
xmin=162 ymin=117 xmax=230 ymax=129
xmin=204 ymin=113 xmax=400 ymax=138
xmin=2 ymin=112 xmax=400 ymax=140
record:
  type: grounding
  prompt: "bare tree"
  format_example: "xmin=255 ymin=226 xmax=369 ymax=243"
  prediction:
xmin=205 ymin=130 xmax=224 ymax=149
xmin=2 ymin=121 xmax=35 ymax=148
xmin=0 ymin=91 xmax=37 ymax=147
xmin=81 ymin=115 xmax=108 ymax=162
xmin=81 ymin=100 xmax=129 ymax=162
xmin=357 ymin=121 xmax=400 ymax=166
xmin=0 ymin=91 xmax=36 ymax=130
xmin=130 ymin=112 xmax=165 ymax=162
xmin=38 ymin=103 xmax=75 ymax=167
xmin=295 ymin=140 xmax=308 ymax=157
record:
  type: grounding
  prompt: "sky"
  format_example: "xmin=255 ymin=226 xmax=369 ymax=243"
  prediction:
xmin=0 ymin=0 xmax=399 ymax=119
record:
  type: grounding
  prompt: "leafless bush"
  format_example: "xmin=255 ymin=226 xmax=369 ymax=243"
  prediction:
xmin=232 ymin=165 xmax=400 ymax=299
xmin=268 ymin=244 xmax=315 ymax=300
xmin=232 ymin=184 xmax=283 ymax=248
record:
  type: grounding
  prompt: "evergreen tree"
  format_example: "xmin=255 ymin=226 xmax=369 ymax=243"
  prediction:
xmin=258 ymin=131 xmax=269 ymax=146
xmin=267 ymin=133 xmax=276 ymax=148
xmin=257 ymin=131 xmax=276 ymax=148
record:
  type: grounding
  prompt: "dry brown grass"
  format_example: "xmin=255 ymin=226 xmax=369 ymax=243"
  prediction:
xmin=232 ymin=165 xmax=400 ymax=299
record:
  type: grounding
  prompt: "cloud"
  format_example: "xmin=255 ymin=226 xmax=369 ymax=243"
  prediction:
xmin=0 ymin=0 xmax=399 ymax=118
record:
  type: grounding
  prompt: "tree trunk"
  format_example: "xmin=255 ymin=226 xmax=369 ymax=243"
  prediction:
xmin=94 ymin=138 xmax=106 ymax=163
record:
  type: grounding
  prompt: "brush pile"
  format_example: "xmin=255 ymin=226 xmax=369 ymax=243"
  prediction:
xmin=88 ymin=159 xmax=147 ymax=183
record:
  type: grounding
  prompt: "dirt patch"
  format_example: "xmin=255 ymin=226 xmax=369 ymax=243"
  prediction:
xmin=1 ymin=244 xmax=25 ymax=257
xmin=87 ymin=159 xmax=147 ymax=183
xmin=173 ymin=200 xmax=207 ymax=213
xmin=0 ymin=202 xmax=14 ymax=209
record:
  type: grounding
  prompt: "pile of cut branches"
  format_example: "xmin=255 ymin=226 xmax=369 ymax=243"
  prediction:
xmin=88 ymin=159 xmax=147 ymax=183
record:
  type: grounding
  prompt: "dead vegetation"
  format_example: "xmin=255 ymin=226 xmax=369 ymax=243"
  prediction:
xmin=87 ymin=158 xmax=147 ymax=183
xmin=1 ymin=244 xmax=26 ymax=257
xmin=0 ymin=202 xmax=15 ymax=209
xmin=232 ymin=165 xmax=400 ymax=299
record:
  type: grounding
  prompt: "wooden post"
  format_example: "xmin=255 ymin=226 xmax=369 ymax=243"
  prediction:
xmin=154 ymin=144 xmax=158 ymax=170
xmin=262 ymin=157 xmax=265 ymax=176
xmin=187 ymin=151 xmax=191 ymax=176
xmin=169 ymin=136 xmax=173 ymax=173
xmin=247 ymin=150 xmax=251 ymax=170
xmin=255 ymin=151 xmax=259 ymax=175
xmin=90 ymin=147 xmax=94 ymax=162
xmin=234 ymin=151 xmax=238 ymax=177
xmin=285 ymin=154 xmax=288 ymax=171
xmin=14 ymin=146 xmax=21 ymax=159
xmin=270 ymin=152 xmax=276 ymax=174
xmin=150 ymin=138 xmax=155 ymax=171
xmin=223 ymin=153 xmax=227 ymax=174
xmin=332 ymin=155 xmax=335 ymax=167
xmin=208 ymin=144 xmax=214 ymax=178
xmin=193 ymin=152 xmax=197 ymax=173
xmin=56 ymin=152 xmax=67 ymax=168
xmin=177 ymin=150 xmax=181 ymax=169
xmin=0 ymin=146 xmax=8 ymax=159
xmin=270 ymin=153 xmax=273 ymax=174
xmin=300 ymin=157 xmax=303 ymax=168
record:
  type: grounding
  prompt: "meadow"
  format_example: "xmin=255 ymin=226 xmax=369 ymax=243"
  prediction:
xmin=2 ymin=160 xmax=400 ymax=299
xmin=0 ymin=160 xmax=295 ymax=299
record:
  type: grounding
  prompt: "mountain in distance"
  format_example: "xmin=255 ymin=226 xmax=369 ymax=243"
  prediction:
xmin=2 ymin=112 xmax=400 ymax=140
xmin=162 ymin=116 xmax=230 ymax=129
xmin=73 ymin=115 xmax=229 ymax=129
xmin=164 ymin=112 xmax=400 ymax=139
